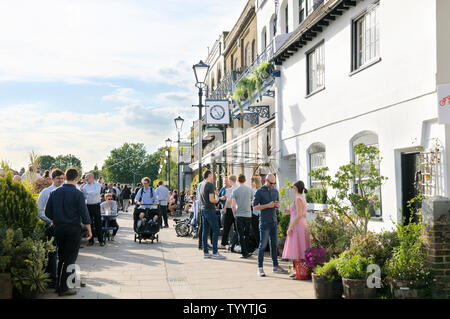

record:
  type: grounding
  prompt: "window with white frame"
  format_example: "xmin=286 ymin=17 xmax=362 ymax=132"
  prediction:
xmin=299 ymin=0 xmax=305 ymax=24
xmin=285 ymin=5 xmax=289 ymax=33
xmin=308 ymin=144 xmax=326 ymax=189
xmin=353 ymin=3 xmax=380 ymax=70
xmin=307 ymin=42 xmax=325 ymax=94
xmin=306 ymin=0 xmax=314 ymax=16
xmin=351 ymin=132 xmax=382 ymax=217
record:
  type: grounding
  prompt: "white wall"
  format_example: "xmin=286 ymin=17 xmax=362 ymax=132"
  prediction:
xmin=277 ymin=0 xmax=442 ymax=231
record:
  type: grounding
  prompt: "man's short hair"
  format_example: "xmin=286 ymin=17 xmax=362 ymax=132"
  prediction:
xmin=158 ymin=181 xmax=163 ymax=186
xmin=65 ymin=168 xmax=78 ymax=181
xmin=51 ymin=169 xmax=64 ymax=179
xmin=238 ymin=174 xmax=246 ymax=183
xmin=203 ymin=170 xmax=212 ymax=180
xmin=229 ymin=175 xmax=237 ymax=183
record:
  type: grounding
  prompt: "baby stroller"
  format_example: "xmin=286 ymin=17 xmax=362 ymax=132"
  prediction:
xmin=133 ymin=205 xmax=160 ymax=244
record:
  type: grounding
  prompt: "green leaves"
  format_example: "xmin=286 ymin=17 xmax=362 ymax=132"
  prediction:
xmin=335 ymin=251 xmax=375 ymax=280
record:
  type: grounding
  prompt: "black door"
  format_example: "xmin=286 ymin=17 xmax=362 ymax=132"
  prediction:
xmin=401 ymin=152 xmax=420 ymax=225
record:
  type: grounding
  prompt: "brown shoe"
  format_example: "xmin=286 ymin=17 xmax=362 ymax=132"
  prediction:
xmin=87 ymin=242 xmax=94 ymax=246
xmin=100 ymin=242 xmax=105 ymax=247
xmin=59 ymin=288 xmax=77 ymax=296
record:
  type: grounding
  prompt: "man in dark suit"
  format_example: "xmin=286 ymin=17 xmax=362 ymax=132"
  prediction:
xmin=45 ymin=168 xmax=92 ymax=296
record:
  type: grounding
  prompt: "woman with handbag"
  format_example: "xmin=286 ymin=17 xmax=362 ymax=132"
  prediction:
xmin=282 ymin=180 xmax=311 ymax=279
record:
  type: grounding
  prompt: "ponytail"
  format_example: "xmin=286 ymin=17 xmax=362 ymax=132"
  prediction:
xmin=293 ymin=180 xmax=307 ymax=194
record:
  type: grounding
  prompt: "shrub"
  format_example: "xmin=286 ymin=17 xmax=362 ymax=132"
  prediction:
xmin=308 ymin=211 xmax=357 ymax=257
xmin=305 ymin=248 xmax=329 ymax=270
xmin=314 ymin=258 xmax=341 ymax=282
xmin=0 ymin=172 xmax=45 ymax=238
xmin=335 ymin=251 xmax=375 ymax=280
xmin=305 ymin=188 xmax=327 ymax=204
xmin=277 ymin=212 xmax=290 ymax=238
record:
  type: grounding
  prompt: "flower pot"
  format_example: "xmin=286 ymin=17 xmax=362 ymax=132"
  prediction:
xmin=277 ymin=237 xmax=286 ymax=257
xmin=0 ymin=273 xmax=13 ymax=299
xmin=312 ymin=273 xmax=343 ymax=299
xmin=13 ymin=285 xmax=40 ymax=299
xmin=342 ymin=278 xmax=376 ymax=299
xmin=390 ymin=280 xmax=426 ymax=299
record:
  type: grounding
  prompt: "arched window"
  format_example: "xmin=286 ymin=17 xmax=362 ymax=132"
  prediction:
xmin=251 ymin=40 xmax=256 ymax=63
xmin=217 ymin=66 xmax=222 ymax=84
xmin=261 ymin=27 xmax=267 ymax=54
xmin=245 ymin=43 xmax=251 ymax=67
xmin=270 ymin=14 xmax=276 ymax=39
xmin=351 ymin=131 xmax=382 ymax=217
xmin=210 ymin=71 xmax=215 ymax=90
xmin=234 ymin=58 xmax=239 ymax=72
xmin=308 ymin=143 xmax=326 ymax=188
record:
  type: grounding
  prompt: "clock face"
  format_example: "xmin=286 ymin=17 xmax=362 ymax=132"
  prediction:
xmin=210 ymin=104 xmax=226 ymax=120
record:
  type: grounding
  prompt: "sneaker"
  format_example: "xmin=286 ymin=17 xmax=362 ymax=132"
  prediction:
xmin=234 ymin=246 xmax=241 ymax=253
xmin=217 ymin=244 xmax=226 ymax=249
xmin=240 ymin=253 xmax=253 ymax=259
xmin=210 ymin=253 xmax=226 ymax=259
xmin=273 ymin=266 xmax=288 ymax=274
xmin=203 ymin=253 xmax=212 ymax=258
xmin=258 ymin=268 xmax=266 ymax=277
xmin=87 ymin=242 xmax=94 ymax=247
xmin=59 ymin=288 xmax=77 ymax=296
xmin=111 ymin=236 xmax=115 ymax=241
xmin=253 ymin=249 xmax=258 ymax=255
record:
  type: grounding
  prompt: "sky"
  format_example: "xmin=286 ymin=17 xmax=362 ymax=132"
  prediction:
xmin=0 ymin=0 xmax=246 ymax=172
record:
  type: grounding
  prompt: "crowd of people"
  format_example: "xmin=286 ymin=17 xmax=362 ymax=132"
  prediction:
xmin=191 ymin=170 xmax=311 ymax=278
xmin=26 ymin=162 xmax=311 ymax=296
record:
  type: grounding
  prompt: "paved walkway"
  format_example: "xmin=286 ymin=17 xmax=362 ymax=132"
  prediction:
xmin=40 ymin=208 xmax=314 ymax=299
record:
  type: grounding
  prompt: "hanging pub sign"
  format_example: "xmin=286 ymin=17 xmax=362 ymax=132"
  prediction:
xmin=438 ymin=84 xmax=450 ymax=124
xmin=205 ymin=100 xmax=230 ymax=125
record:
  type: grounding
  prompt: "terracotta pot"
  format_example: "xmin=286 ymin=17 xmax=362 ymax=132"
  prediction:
xmin=312 ymin=273 xmax=343 ymax=299
xmin=390 ymin=280 xmax=426 ymax=299
xmin=0 ymin=273 xmax=13 ymax=299
xmin=342 ymin=278 xmax=376 ymax=299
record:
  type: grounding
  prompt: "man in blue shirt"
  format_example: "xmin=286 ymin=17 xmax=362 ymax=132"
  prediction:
xmin=45 ymin=168 xmax=92 ymax=296
xmin=253 ymin=174 xmax=288 ymax=277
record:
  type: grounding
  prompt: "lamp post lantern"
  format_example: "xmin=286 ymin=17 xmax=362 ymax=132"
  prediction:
xmin=192 ymin=60 xmax=210 ymax=185
xmin=165 ymin=138 xmax=172 ymax=189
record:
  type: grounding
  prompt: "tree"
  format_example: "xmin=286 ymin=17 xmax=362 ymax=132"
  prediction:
xmin=53 ymin=154 xmax=82 ymax=172
xmin=37 ymin=155 xmax=55 ymax=171
xmin=155 ymin=147 xmax=178 ymax=190
xmin=103 ymin=143 xmax=148 ymax=184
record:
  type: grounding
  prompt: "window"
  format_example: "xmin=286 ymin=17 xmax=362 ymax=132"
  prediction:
xmin=299 ymin=0 xmax=305 ymax=24
xmin=308 ymin=144 xmax=326 ymax=189
xmin=353 ymin=3 xmax=380 ymax=70
xmin=285 ymin=5 xmax=289 ymax=33
xmin=306 ymin=0 xmax=314 ymax=16
xmin=261 ymin=28 xmax=267 ymax=53
xmin=351 ymin=132 xmax=382 ymax=217
xmin=245 ymin=44 xmax=251 ymax=67
xmin=307 ymin=42 xmax=325 ymax=94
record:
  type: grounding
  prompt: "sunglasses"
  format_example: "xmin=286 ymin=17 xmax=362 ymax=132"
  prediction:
xmin=269 ymin=181 xmax=276 ymax=185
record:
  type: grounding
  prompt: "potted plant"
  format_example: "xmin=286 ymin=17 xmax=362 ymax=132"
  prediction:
xmin=305 ymin=188 xmax=328 ymax=211
xmin=385 ymin=215 xmax=432 ymax=299
xmin=312 ymin=258 xmax=343 ymax=299
xmin=303 ymin=248 xmax=328 ymax=281
xmin=335 ymin=251 xmax=377 ymax=299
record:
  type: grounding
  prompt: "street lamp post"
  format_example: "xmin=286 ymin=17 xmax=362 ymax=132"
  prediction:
xmin=192 ymin=60 xmax=210 ymax=186
xmin=165 ymin=138 xmax=172 ymax=189
xmin=174 ymin=116 xmax=184 ymax=192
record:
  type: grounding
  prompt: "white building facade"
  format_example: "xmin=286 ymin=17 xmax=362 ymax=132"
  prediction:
xmin=270 ymin=0 xmax=450 ymax=232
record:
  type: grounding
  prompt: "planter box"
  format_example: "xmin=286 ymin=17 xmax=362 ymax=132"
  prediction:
xmin=342 ymin=278 xmax=376 ymax=299
xmin=0 ymin=273 xmax=12 ymax=299
xmin=312 ymin=273 xmax=342 ymax=299
xmin=390 ymin=280 xmax=426 ymax=299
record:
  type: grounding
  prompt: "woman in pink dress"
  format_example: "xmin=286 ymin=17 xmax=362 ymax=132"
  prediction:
xmin=282 ymin=180 xmax=311 ymax=278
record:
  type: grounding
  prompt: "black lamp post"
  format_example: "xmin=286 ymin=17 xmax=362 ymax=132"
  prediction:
xmin=192 ymin=60 xmax=210 ymax=185
xmin=174 ymin=116 xmax=184 ymax=192
xmin=165 ymin=138 xmax=172 ymax=189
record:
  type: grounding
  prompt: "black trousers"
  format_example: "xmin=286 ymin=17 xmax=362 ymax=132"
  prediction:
xmin=45 ymin=224 xmax=57 ymax=283
xmin=251 ymin=213 xmax=260 ymax=251
xmin=105 ymin=219 xmax=119 ymax=236
xmin=87 ymin=203 xmax=103 ymax=244
xmin=221 ymin=208 xmax=236 ymax=246
xmin=159 ymin=205 xmax=168 ymax=227
xmin=236 ymin=216 xmax=252 ymax=256
xmin=55 ymin=224 xmax=81 ymax=292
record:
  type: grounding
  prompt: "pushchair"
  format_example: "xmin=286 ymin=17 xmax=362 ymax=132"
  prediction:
xmin=133 ymin=205 xmax=160 ymax=244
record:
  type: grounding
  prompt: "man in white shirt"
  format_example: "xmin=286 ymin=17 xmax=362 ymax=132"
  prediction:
xmin=21 ymin=165 xmax=42 ymax=183
xmin=37 ymin=169 xmax=65 ymax=288
xmin=155 ymin=181 xmax=170 ymax=228
xmin=219 ymin=175 xmax=238 ymax=249
xmin=81 ymin=174 xmax=104 ymax=246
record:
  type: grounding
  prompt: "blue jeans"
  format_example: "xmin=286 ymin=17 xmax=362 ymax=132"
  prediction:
xmin=258 ymin=222 xmax=278 ymax=268
xmin=202 ymin=209 xmax=219 ymax=254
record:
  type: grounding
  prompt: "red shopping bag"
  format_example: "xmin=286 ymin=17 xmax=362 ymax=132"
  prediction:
xmin=294 ymin=260 xmax=311 ymax=280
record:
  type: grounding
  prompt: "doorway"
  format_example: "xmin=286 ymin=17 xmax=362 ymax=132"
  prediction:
xmin=401 ymin=152 xmax=420 ymax=225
